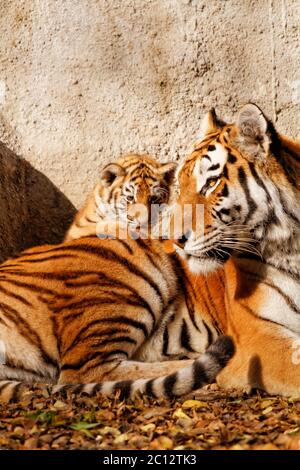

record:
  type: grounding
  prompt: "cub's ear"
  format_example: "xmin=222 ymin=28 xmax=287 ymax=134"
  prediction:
xmin=100 ymin=163 xmax=125 ymax=187
xmin=159 ymin=162 xmax=177 ymax=184
xmin=235 ymin=103 xmax=271 ymax=158
xmin=198 ymin=108 xmax=221 ymax=140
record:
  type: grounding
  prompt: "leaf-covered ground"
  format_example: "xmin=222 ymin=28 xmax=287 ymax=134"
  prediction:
xmin=1 ymin=385 xmax=300 ymax=450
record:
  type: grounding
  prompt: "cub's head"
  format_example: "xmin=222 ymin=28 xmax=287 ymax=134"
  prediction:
xmin=97 ymin=154 xmax=177 ymax=230
xmin=172 ymin=103 xmax=296 ymax=273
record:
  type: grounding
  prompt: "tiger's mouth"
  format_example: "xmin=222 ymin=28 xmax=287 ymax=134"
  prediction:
xmin=205 ymin=247 xmax=233 ymax=262
xmin=175 ymin=244 xmax=233 ymax=274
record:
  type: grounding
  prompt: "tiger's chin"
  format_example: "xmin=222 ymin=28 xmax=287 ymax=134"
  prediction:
xmin=175 ymin=245 xmax=231 ymax=274
xmin=187 ymin=256 xmax=224 ymax=274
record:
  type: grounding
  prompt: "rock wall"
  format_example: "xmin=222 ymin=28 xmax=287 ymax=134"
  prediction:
xmin=0 ymin=0 xmax=299 ymax=212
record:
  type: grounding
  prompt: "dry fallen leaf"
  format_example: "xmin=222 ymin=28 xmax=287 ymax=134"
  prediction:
xmin=182 ymin=400 xmax=209 ymax=410
xmin=0 ymin=385 xmax=299 ymax=450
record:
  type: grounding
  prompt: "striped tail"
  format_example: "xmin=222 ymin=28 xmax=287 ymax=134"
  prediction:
xmin=0 ymin=336 xmax=234 ymax=402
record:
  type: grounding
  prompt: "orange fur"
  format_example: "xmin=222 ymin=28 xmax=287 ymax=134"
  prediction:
xmin=173 ymin=105 xmax=300 ymax=396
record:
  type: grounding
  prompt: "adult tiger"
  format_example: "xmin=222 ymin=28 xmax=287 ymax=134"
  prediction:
xmin=0 ymin=154 xmax=233 ymax=402
xmin=172 ymin=103 xmax=300 ymax=395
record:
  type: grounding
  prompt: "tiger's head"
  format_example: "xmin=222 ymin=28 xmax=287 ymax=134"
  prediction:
xmin=96 ymin=154 xmax=177 ymax=231
xmin=172 ymin=103 xmax=300 ymax=273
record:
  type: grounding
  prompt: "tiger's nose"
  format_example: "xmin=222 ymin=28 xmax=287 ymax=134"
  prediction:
xmin=174 ymin=231 xmax=191 ymax=248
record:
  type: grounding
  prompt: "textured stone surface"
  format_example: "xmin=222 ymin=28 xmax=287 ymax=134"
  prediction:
xmin=0 ymin=141 xmax=75 ymax=261
xmin=0 ymin=0 xmax=299 ymax=213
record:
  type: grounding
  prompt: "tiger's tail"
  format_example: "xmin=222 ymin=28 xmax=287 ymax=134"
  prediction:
xmin=0 ymin=336 xmax=234 ymax=402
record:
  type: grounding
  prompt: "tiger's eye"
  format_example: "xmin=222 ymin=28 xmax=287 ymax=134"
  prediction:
xmin=209 ymin=180 xmax=216 ymax=187
xmin=125 ymin=195 xmax=134 ymax=203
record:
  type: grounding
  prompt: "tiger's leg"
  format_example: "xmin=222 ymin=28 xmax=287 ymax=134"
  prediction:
xmin=56 ymin=336 xmax=234 ymax=399
xmin=58 ymin=357 xmax=194 ymax=384
xmin=0 ymin=337 xmax=234 ymax=402
xmin=217 ymin=315 xmax=300 ymax=396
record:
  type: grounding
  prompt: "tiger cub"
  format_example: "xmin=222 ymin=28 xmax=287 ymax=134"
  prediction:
xmin=65 ymin=154 xmax=177 ymax=241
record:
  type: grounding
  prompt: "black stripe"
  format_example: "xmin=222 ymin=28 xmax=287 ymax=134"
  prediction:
xmin=248 ymin=162 xmax=280 ymax=226
xmin=220 ymin=183 xmax=229 ymax=197
xmin=171 ymin=256 xmax=203 ymax=335
xmin=237 ymin=301 xmax=286 ymax=328
xmin=223 ymin=165 xmax=228 ymax=179
xmin=219 ymin=208 xmax=230 ymax=216
xmin=54 ymin=384 xmax=73 ymax=399
xmin=65 ymin=271 xmax=157 ymax=322
xmin=206 ymin=349 xmax=224 ymax=368
xmin=85 ymin=216 xmax=97 ymax=224
xmin=248 ymin=162 xmax=270 ymax=201
xmin=238 ymin=166 xmax=257 ymax=223
xmin=265 ymin=260 xmax=300 ymax=282
xmin=66 ymin=317 xmax=149 ymax=347
xmin=0 ymin=278 xmax=61 ymax=296
xmin=282 ymin=144 xmax=300 ymax=162
xmin=92 ymin=383 xmax=103 ymax=394
xmin=91 ymin=336 xmax=137 ymax=348
xmin=17 ymin=254 xmax=76 ymax=263
xmin=4 ymin=358 xmax=54 ymax=380
xmin=228 ymin=153 xmax=237 ymax=164
xmin=145 ymin=379 xmax=156 ymax=398
xmin=0 ymin=284 xmax=32 ymax=307
xmin=193 ymin=360 xmax=209 ymax=390
xmin=63 ymin=327 xmax=130 ymax=355
xmin=203 ymin=320 xmax=214 ymax=346
xmin=162 ymin=325 xmax=169 ymax=356
xmin=163 ymin=372 xmax=177 ymax=398
xmin=180 ymin=319 xmax=196 ymax=352
xmin=240 ymin=267 xmax=300 ymax=315
xmin=53 ymin=295 xmax=156 ymax=330
xmin=61 ymin=349 xmax=128 ymax=371
xmin=204 ymin=279 xmax=222 ymax=334
xmin=137 ymin=242 xmax=173 ymax=292
xmin=114 ymin=380 xmax=132 ymax=400
xmin=71 ymin=384 xmax=85 ymax=394
xmin=59 ymin=243 xmax=165 ymax=306
xmin=8 ymin=241 xmax=165 ymax=306
xmin=115 ymin=239 xmax=134 ymax=255
xmin=208 ymin=163 xmax=220 ymax=171
xmin=277 ymin=187 xmax=300 ymax=225
xmin=0 ymin=302 xmax=58 ymax=368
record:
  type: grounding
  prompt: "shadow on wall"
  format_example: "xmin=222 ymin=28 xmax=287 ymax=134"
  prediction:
xmin=0 ymin=141 xmax=76 ymax=262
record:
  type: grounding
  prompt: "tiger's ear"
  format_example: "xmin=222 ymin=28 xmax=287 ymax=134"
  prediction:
xmin=198 ymin=109 xmax=220 ymax=140
xmin=235 ymin=103 xmax=271 ymax=158
xmin=100 ymin=163 xmax=125 ymax=187
xmin=159 ymin=162 xmax=177 ymax=184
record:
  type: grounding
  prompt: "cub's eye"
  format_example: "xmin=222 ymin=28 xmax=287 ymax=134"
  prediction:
xmin=125 ymin=195 xmax=134 ymax=203
xmin=201 ymin=177 xmax=221 ymax=196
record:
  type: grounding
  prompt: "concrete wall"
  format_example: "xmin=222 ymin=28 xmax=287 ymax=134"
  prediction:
xmin=0 ymin=0 xmax=299 ymax=255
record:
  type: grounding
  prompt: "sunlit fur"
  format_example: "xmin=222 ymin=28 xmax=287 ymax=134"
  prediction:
xmin=172 ymin=103 xmax=300 ymax=395
xmin=65 ymin=154 xmax=177 ymax=241
xmin=0 ymin=236 xmax=234 ymax=402
xmin=0 ymin=153 xmax=234 ymax=402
